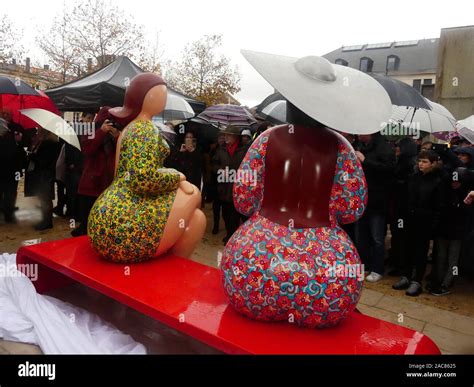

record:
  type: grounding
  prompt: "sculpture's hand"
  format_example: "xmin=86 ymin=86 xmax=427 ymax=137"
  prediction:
xmin=179 ymin=180 xmax=195 ymax=195
xmin=179 ymin=172 xmax=186 ymax=182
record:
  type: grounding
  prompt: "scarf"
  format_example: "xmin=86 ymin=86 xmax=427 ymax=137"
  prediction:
xmin=227 ymin=140 xmax=239 ymax=158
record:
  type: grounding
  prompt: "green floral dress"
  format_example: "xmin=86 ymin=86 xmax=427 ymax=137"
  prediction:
xmin=88 ymin=120 xmax=181 ymax=263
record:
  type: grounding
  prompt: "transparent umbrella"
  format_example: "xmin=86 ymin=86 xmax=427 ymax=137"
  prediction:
xmin=389 ymin=99 xmax=456 ymax=134
xmin=457 ymin=115 xmax=474 ymax=144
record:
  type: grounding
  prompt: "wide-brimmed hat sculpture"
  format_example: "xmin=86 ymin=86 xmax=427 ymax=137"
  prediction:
xmin=220 ymin=50 xmax=379 ymax=329
xmin=241 ymin=50 xmax=392 ymax=134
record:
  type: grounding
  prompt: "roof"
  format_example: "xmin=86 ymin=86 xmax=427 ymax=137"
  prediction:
xmin=46 ymin=56 xmax=206 ymax=113
xmin=323 ymin=38 xmax=439 ymax=74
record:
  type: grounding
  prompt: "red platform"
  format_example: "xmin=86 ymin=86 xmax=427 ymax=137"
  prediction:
xmin=16 ymin=237 xmax=440 ymax=355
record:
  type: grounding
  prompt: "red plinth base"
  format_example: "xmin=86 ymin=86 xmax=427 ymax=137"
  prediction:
xmin=16 ymin=236 xmax=441 ymax=355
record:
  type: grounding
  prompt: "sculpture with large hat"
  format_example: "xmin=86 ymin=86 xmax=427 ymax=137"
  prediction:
xmin=220 ymin=50 xmax=392 ymax=328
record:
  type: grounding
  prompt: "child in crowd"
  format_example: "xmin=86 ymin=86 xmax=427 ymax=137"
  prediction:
xmin=392 ymin=150 xmax=448 ymax=296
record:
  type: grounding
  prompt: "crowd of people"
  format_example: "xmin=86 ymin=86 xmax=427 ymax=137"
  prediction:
xmin=340 ymin=131 xmax=474 ymax=297
xmin=1 ymin=108 xmax=474 ymax=298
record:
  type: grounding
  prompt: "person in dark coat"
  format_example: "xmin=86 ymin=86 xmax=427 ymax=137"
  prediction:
xmin=175 ymin=130 xmax=203 ymax=190
xmin=207 ymin=133 xmax=225 ymax=234
xmin=212 ymin=126 xmax=247 ymax=244
xmin=354 ymin=132 xmax=396 ymax=282
xmin=453 ymin=147 xmax=474 ymax=170
xmin=432 ymin=144 xmax=470 ymax=175
xmin=392 ymin=149 xmax=448 ymax=296
xmin=388 ymin=137 xmax=418 ymax=276
xmin=53 ymin=141 xmax=67 ymax=217
xmin=430 ymin=167 xmax=474 ymax=295
xmin=461 ymin=189 xmax=474 ymax=278
xmin=0 ymin=110 xmax=26 ymax=223
xmin=72 ymin=108 xmax=119 ymax=236
xmin=163 ymin=122 xmax=181 ymax=170
xmin=64 ymin=141 xmax=84 ymax=220
xmin=24 ymin=128 xmax=61 ymax=230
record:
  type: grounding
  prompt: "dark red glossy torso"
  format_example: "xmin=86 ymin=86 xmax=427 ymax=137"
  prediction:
xmin=260 ymin=125 xmax=338 ymax=228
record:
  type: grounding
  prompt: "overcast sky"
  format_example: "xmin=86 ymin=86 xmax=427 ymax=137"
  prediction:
xmin=2 ymin=0 xmax=473 ymax=106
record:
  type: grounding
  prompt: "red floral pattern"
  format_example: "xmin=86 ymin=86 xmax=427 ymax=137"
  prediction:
xmin=221 ymin=128 xmax=368 ymax=328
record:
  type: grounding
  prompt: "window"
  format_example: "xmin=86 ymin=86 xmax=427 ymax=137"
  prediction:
xmin=342 ymin=45 xmax=364 ymax=52
xmin=395 ymin=40 xmax=419 ymax=47
xmin=335 ymin=58 xmax=348 ymax=66
xmin=367 ymin=42 xmax=393 ymax=49
xmin=359 ymin=57 xmax=373 ymax=72
xmin=423 ymin=79 xmax=433 ymax=85
xmin=422 ymin=84 xmax=434 ymax=100
xmin=386 ymin=55 xmax=400 ymax=72
xmin=412 ymin=79 xmax=422 ymax=91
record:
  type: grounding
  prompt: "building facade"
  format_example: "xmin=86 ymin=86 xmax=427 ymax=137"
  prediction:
xmin=0 ymin=59 xmax=77 ymax=90
xmin=435 ymin=26 xmax=474 ymax=120
xmin=323 ymin=25 xmax=474 ymax=119
xmin=323 ymin=39 xmax=438 ymax=100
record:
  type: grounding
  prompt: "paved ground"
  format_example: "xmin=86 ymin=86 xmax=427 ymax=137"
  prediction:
xmin=1 ymin=186 xmax=474 ymax=354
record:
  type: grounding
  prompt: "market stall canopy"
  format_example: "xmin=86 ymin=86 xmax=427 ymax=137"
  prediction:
xmin=45 ymin=56 xmax=206 ymax=114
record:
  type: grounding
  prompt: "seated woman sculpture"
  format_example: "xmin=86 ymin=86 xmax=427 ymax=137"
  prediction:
xmin=88 ymin=73 xmax=206 ymax=263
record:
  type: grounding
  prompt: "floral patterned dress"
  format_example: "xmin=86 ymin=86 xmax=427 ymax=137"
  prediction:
xmin=221 ymin=126 xmax=368 ymax=328
xmin=88 ymin=120 xmax=181 ymax=263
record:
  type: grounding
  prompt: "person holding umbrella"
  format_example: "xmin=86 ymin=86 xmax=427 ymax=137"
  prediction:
xmin=24 ymin=127 xmax=61 ymax=230
xmin=175 ymin=130 xmax=203 ymax=190
xmin=212 ymin=125 xmax=247 ymax=244
xmin=71 ymin=108 xmax=119 ymax=237
xmin=207 ymin=132 xmax=225 ymax=235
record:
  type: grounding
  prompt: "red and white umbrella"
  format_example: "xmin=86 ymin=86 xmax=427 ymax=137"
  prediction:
xmin=0 ymin=76 xmax=60 ymax=128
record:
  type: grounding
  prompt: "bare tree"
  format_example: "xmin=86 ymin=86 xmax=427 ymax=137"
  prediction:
xmin=67 ymin=0 xmax=145 ymax=68
xmin=166 ymin=34 xmax=241 ymax=106
xmin=0 ymin=14 xmax=24 ymax=64
xmin=37 ymin=7 xmax=80 ymax=83
xmin=138 ymin=31 xmax=165 ymax=73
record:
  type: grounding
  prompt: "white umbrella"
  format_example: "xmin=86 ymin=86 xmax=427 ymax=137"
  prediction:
xmin=162 ymin=94 xmax=195 ymax=121
xmin=261 ymin=100 xmax=287 ymax=123
xmin=154 ymin=122 xmax=178 ymax=146
xmin=457 ymin=115 xmax=474 ymax=144
xmin=20 ymin=108 xmax=81 ymax=150
xmin=389 ymin=99 xmax=456 ymax=134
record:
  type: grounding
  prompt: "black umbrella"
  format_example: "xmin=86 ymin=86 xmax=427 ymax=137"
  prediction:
xmin=369 ymin=73 xmax=430 ymax=110
xmin=0 ymin=76 xmax=40 ymax=96
xmin=189 ymin=117 xmax=220 ymax=142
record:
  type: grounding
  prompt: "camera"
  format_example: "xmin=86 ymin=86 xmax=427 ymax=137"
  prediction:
xmin=106 ymin=119 xmax=122 ymax=131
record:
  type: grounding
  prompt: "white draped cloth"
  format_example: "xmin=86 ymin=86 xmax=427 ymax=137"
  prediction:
xmin=0 ymin=253 xmax=146 ymax=354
